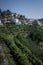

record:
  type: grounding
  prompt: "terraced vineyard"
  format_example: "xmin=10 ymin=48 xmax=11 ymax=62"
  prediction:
xmin=0 ymin=24 xmax=43 ymax=65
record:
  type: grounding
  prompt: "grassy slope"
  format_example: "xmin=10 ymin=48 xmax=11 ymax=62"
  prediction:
xmin=0 ymin=24 xmax=43 ymax=65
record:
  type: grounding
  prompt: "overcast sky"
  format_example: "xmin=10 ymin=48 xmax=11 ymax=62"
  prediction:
xmin=0 ymin=0 xmax=43 ymax=19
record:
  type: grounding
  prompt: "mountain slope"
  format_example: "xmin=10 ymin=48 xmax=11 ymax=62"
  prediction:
xmin=0 ymin=24 xmax=43 ymax=65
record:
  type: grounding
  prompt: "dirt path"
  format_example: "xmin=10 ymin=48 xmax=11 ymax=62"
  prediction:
xmin=0 ymin=45 xmax=8 ymax=65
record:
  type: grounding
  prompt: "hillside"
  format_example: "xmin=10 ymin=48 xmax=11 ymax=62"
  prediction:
xmin=0 ymin=9 xmax=43 ymax=26
xmin=0 ymin=23 xmax=43 ymax=65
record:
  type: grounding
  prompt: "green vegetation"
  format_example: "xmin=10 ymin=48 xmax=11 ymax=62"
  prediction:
xmin=0 ymin=24 xmax=43 ymax=65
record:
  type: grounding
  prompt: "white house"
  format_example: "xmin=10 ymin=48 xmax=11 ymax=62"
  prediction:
xmin=0 ymin=20 xmax=1 ymax=23
xmin=0 ymin=20 xmax=3 ymax=25
xmin=11 ymin=18 xmax=21 ymax=24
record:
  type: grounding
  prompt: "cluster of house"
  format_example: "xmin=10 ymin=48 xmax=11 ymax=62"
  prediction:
xmin=0 ymin=12 xmax=43 ymax=26
xmin=0 ymin=12 xmax=35 ymax=25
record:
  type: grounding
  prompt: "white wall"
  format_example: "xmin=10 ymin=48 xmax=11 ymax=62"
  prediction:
xmin=0 ymin=20 xmax=1 ymax=23
xmin=0 ymin=20 xmax=3 ymax=25
xmin=11 ymin=18 xmax=21 ymax=24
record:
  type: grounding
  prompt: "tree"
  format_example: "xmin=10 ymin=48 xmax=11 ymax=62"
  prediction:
xmin=0 ymin=9 xmax=2 ymax=17
xmin=32 ymin=20 xmax=38 ymax=26
xmin=0 ymin=9 xmax=1 ymax=13
xmin=6 ymin=10 xmax=11 ymax=15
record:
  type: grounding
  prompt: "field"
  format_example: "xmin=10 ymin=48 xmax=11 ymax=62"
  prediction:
xmin=0 ymin=23 xmax=43 ymax=65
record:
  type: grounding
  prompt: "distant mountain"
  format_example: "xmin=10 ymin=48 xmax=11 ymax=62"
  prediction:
xmin=38 ymin=18 xmax=43 ymax=24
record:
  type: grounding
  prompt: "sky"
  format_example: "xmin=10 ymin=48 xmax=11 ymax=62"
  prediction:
xmin=0 ymin=0 xmax=43 ymax=19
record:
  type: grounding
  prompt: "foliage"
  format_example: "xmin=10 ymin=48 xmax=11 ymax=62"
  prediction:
xmin=0 ymin=24 xmax=43 ymax=65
